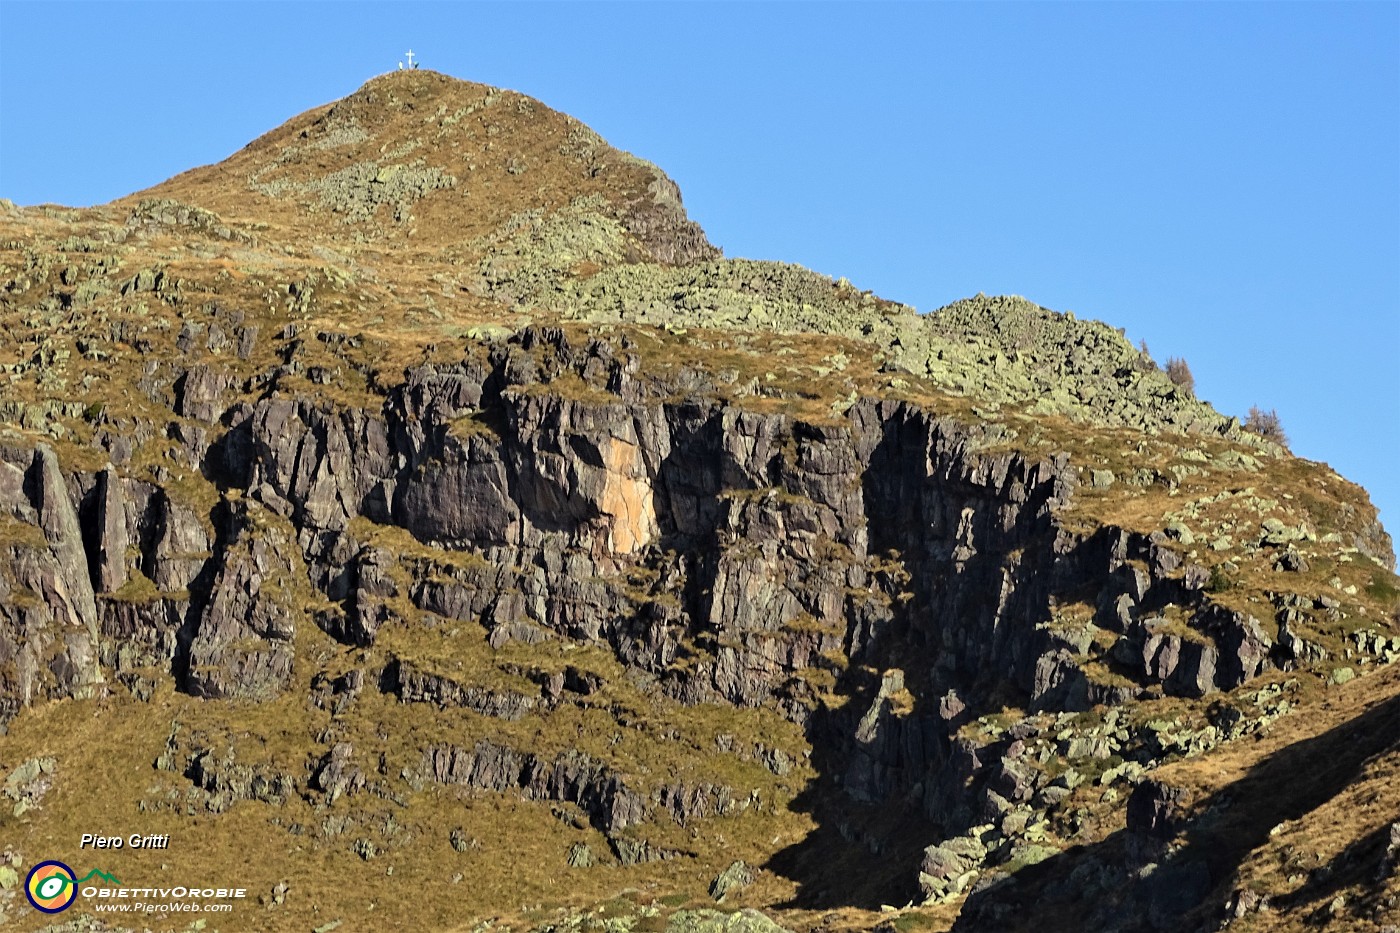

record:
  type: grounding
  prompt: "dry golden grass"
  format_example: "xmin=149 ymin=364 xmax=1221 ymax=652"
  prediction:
xmin=1155 ymin=665 xmax=1400 ymax=932
xmin=0 ymin=630 xmax=822 ymax=932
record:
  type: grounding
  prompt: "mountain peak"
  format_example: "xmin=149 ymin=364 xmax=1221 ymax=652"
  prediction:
xmin=126 ymin=71 xmax=718 ymax=264
xmin=0 ymin=65 xmax=1396 ymax=933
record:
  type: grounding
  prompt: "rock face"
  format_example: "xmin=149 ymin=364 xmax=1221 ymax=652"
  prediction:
xmin=0 ymin=445 xmax=104 ymax=717
xmin=2 ymin=320 xmax=1388 ymax=905
xmin=424 ymin=740 xmax=647 ymax=836
xmin=0 ymin=69 xmax=1395 ymax=932
xmin=183 ymin=501 xmax=300 ymax=701
xmin=0 ymin=320 xmax=1394 ymax=906
xmin=388 ymin=657 xmax=537 ymax=719
xmin=1127 ymin=778 xmax=1187 ymax=839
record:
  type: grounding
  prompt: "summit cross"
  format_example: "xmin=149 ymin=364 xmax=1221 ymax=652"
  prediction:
xmin=405 ymin=49 xmax=416 ymax=69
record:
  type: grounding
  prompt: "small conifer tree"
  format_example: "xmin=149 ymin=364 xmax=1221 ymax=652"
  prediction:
xmin=1165 ymin=357 xmax=1195 ymax=394
xmin=1244 ymin=405 xmax=1288 ymax=447
xmin=1135 ymin=339 xmax=1156 ymax=373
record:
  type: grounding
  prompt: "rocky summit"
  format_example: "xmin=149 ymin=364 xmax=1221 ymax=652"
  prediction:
xmin=0 ymin=71 xmax=1396 ymax=933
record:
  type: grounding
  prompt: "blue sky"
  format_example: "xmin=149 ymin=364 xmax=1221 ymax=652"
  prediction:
xmin=2 ymin=2 xmax=1397 ymax=540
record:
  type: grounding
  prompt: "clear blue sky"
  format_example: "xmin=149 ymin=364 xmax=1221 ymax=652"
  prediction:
xmin=2 ymin=2 xmax=1397 ymax=539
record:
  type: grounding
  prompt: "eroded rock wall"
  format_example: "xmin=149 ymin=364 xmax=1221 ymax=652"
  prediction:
xmin=0 ymin=325 xmax=1390 ymax=906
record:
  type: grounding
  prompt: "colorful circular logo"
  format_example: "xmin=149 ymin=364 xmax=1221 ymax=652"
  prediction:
xmin=25 ymin=860 xmax=77 ymax=913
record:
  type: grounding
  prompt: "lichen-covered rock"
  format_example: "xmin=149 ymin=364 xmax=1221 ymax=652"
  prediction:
xmin=3 ymin=756 xmax=56 ymax=817
xmin=181 ymin=745 xmax=297 ymax=811
xmin=919 ymin=833 xmax=989 ymax=902
xmin=709 ymin=860 xmax=754 ymax=902
xmin=565 ymin=842 xmax=594 ymax=868
xmin=127 ymin=197 xmax=249 ymax=243
xmin=664 ymin=910 xmax=793 ymax=933
xmin=253 ymin=158 xmax=457 ymax=223
xmin=312 ymin=743 xmax=366 ymax=804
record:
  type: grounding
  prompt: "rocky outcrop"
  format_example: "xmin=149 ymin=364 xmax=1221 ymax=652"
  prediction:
xmin=146 ymin=499 xmax=207 ymax=596
xmin=0 ymin=445 xmax=104 ymax=717
xmin=3 ymin=756 xmax=56 ymax=817
xmin=312 ymin=742 xmax=367 ymax=804
xmin=0 ymin=315 xmax=1388 ymax=916
xmin=181 ymin=747 xmax=298 ymax=812
xmin=151 ymin=723 xmax=300 ymax=813
xmin=99 ymin=597 xmax=185 ymax=676
xmin=657 ymin=781 xmax=738 ymax=826
xmin=89 ymin=466 xmax=126 ymax=591
xmin=662 ymin=909 xmax=793 ymax=933
xmin=620 ymin=170 xmax=721 ymax=266
xmin=1127 ymin=779 xmax=1188 ymax=840
xmin=387 ymin=658 xmax=537 ymax=720
xmin=231 ymin=397 xmax=393 ymax=537
xmin=709 ymin=860 xmax=754 ymax=903
xmin=321 ymin=544 xmax=400 ymax=647
xmin=183 ymin=501 xmax=300 ymax=701
xmin=423 ymin=740 xmax=646 ymax=835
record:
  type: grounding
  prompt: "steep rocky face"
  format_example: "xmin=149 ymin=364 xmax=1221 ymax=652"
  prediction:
xmin=0 ymin=445 xmax=104 ymax=716
xmin=3 ymin=322 xmax=1393 ymax=912
xmin=0 ymin=71 xmax=1396 ymax=933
